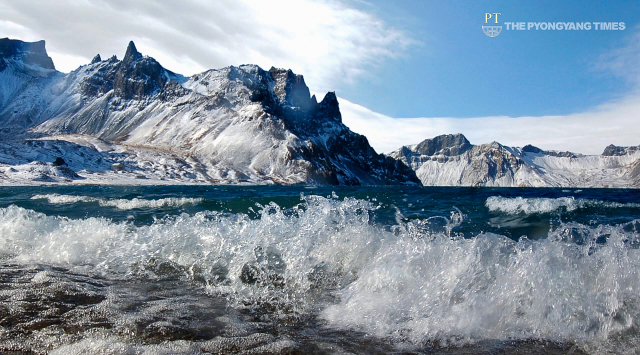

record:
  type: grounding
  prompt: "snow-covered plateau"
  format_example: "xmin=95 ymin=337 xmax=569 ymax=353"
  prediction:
xmin=1 ymin=38 xmax=639 ymax=187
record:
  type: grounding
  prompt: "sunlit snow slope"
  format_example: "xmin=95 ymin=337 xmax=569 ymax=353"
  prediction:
xmin=390 ymin=134 xmax=640 ymax=187
xmin=0 ymin=38 xmax=418 ymax=185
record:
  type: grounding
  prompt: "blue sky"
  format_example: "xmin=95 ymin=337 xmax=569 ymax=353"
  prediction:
xmin=342 ymin=0 xmax=639 ymax=118
xmin=2 ymin=0 xmax=639 ymax=153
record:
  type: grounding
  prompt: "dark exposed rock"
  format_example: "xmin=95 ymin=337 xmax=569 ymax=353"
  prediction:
xmin=545 ymin=150 xmax=578 ymax=158
xmin=80 ymin=41 xmax=180 ymax=100
xmin=314 ymin=92 xmax=341 ymax=123
xmin=159 ymin=81 xmax=190 ymax=101
xmin=79 ymin=59 xmax=119 ymax=97
xmin=602 ymin=144 xmax=640 ymax=156
xmin=51 ymin=157 xmax=66 ymax=166
xmin=522 ymin=144 xmax=543 ymax=154
xmin=518 ymin=144 xmax=577 ymax=158
xmin=53 ymin=166 xmax=81 ymax=179
xmin=268 ymin=67 xmax=317 ymax=111
xmin=0 ymin=38 xmax=55 ymax=70
xmin=113 ymin=41 xmax=168 ymax=100
xmin=90 ymin=54 xmax=102 ymax=64
xmin=122 ymin=41 xmax=142 ymax=64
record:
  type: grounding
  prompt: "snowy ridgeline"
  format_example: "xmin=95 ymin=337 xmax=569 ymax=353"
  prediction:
xmin=0 ymin=38 xmax=417 ymax=186
xmin=1 ymin=38 xmax=639 ymax=187
xmin=390 ymin=134 xmax=640 ymax=188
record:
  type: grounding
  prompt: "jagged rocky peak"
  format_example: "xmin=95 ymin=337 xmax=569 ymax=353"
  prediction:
xmin=315 ymin=91 xmax=341 ymax=122
xmin=80 ymin=41 xmax=175 ymax=99
xmin=113 ymin=41 xmax=169 ymax=99
xmin=90 ymin=54 xmax=102 ymax=64
xmin=414 ymin=133 xmax=472 ymax=156
xmin=122 ymin=41 xmax=143 ymax=64
xmin=0 ymin=38 xmax=55 ymax=70
xmin=268 ymin=67 xmax=317 ymax=111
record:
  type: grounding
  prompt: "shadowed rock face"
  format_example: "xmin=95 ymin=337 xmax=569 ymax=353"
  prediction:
xmin=314 ymin=92 xmax=341 ymax=123
xmin=523 ymin=144 xmax=577 ymax=158
xmin=0 ymin=38 xmax=55 ymax=71
xmin=268 ymin=67 xmax=317 ymax=112
xmin=90 ymin=54 xmax=102 ymax=64
xmin=522 ymin=144 xmax=543 ymax=154
xmin=79 ymin=42 xmax=176 ymax=100
xmin=113 ymin=41 xmax=168 ymax=100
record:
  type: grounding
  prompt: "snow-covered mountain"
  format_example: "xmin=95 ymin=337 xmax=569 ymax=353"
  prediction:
xmin=0 ymin=38 xmax=418 ymax=185
xmin=3 ymin=38 xmax=639 ymax=188
xmin=390 ymin=134 xmax=640 ymax=188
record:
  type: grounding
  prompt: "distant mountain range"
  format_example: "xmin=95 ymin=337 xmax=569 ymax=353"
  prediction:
xmin=390 ymin=134 xmax=640 ymax=188
xmin=1 ymin=38 xmax=638 ymax=187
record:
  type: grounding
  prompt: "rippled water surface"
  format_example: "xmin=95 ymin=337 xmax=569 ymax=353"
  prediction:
xmin=1 ymin=185 xmax=640 ymax=354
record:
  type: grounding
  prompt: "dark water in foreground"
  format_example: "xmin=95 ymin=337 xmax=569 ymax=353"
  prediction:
xmin=1 ymin=185 xmax=640 ymax=354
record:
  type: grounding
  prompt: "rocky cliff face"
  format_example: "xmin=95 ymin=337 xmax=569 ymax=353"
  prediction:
xmin=391 ymin=134 xmax=640 ymax=188
xmin=0 ymin=39 xmax=418 ymax=185
xmin=0 ymin=38 xmax=55 ymax=71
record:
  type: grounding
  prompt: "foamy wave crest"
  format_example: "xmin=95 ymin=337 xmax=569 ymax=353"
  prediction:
xmin=2 ymin=196 xmax=640 ymax=352
xmin=31 ymin=194 xmax=203 ymax=210
xmin=486 ymin=196 xmax=640 ymax=214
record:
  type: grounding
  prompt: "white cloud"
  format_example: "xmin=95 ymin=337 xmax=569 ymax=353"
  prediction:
xmin=4 ymin=0 xmax=638 ymax=156
xmin=0 ymin=0 xmax=414 ymax=93
xmin=339 ymin=94 xmax=640 ymax=155
xmin=596 ymin=25 xmax=640 ymax=86
xmin=340 ymin=27 xmax=640 ymax=156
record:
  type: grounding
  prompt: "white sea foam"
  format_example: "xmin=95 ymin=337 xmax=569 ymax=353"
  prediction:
xmin=486 ymin=195 xmax=640 ymax=214
xmin=2 ymin=196 xmax=640 ymax=353
xmin=31 ymin=194 xmax=203 ymax=210
xmin=48 ymin=334 xmax=296 ymax=355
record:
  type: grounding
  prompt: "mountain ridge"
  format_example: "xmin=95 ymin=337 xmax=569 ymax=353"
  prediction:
xmin=1 ymin=38 xmax=639 ymax=188
xmin=391 ymin=133 xmax=640 ymax=188
xmin=0 ymin=38 xmax=419 ymax=186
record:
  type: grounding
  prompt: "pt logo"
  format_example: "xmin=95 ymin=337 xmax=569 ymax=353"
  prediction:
xmin=483 ymin=12 xmax=502 ymax=37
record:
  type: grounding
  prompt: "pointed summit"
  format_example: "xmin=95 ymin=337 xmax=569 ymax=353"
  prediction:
xmin=123 ymin=41 xmax=142 ymax=64
xmin=316 ymin=92 xmax=341 ymax=122
xmin=90 ymin=54 xmax=101 ymax=64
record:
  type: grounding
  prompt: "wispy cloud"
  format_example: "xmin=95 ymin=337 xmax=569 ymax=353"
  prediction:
xmin=340 ymin=94 xmax=640 ymax=155
xmin=3 ymin=0 xmax=637 ymax=156
xmin=0 ymin=0 xmax=414 ymax=93
xmin=595 ymin=25 xmax=640 ymax=88
xmin=340 ymin=27 xmax=640 ymax=156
